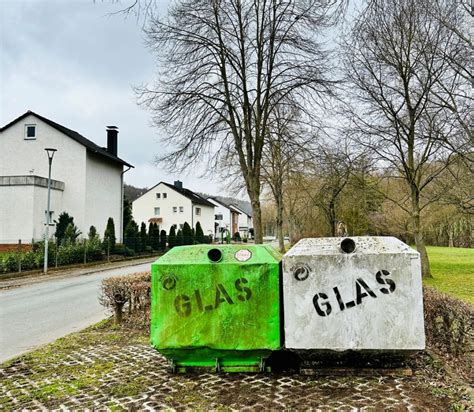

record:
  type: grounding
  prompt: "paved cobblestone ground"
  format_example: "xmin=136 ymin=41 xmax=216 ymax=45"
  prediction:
xmin=0 ymin=332 xmax=453 ymax=411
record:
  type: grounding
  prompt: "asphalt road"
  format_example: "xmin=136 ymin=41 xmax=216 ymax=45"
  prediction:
xmin=0 ymin=261 xmax=152 ymax=363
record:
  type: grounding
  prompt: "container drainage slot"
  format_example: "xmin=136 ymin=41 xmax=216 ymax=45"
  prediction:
xmin=340 ymin=238 xmax=356 ymax=254
xmin=208 ymin=248 xmax=223 ymax=262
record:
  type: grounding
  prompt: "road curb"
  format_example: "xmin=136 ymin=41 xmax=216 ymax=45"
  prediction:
xmin=0 ymin=257 xmax=158 ymax=289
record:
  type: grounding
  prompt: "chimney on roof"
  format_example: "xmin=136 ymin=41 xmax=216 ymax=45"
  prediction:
xmin=174 ymin=180 xmax=183 ymax=189
xmin=106 ymin=126 xmax=118 ymax=157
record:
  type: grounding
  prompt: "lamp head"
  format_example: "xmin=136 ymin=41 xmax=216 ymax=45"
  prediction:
xmin=44 ymin=148 xmax=57 ymax=160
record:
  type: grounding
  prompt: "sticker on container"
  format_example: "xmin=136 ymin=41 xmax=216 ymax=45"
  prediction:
xmin=235 ymin=249 xmax=252 ymax=262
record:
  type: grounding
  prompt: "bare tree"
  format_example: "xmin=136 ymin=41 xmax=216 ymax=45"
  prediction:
xmin=342 ymin=0 xmax=471 ymax=277
xmin=301 ymin=140 xmax=359 ymax=236
xmin=261 ymin=106 xmax=313 ymax=252
xmin=136 ymin=0 xmax=343 ymax=243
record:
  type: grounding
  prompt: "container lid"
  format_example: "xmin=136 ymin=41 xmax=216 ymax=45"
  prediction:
xmin=285 ymin=236 xmax=418 ymax=257
xmin=154 ymin=244 xmax=282 ymax=265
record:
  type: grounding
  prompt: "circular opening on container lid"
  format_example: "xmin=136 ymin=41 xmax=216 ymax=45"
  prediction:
xmin=340 ymin=238 xmax=356 ymax=254
xmin=208 ymin=248 xmax=223 ymax=262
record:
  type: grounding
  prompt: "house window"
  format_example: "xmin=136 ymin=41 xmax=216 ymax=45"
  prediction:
xmin=195 ymin=207 xmax=201 ymax=216
xmin=215 ymin=214 xmax=223 ymax=220
xmin=156 ymin=193 xmax=161 ymax=199
xmin=25 ymin=124 xmax=36 ymax=140
xmin=154 ymin=207 xmax=160 ymax=215
xmin=179 ymin=206 xmax=184 ymax=213
xmin=173 ymin=206 xmax=177 ymax=213
xmin=163 ymin=193 xmax=167 ymax=198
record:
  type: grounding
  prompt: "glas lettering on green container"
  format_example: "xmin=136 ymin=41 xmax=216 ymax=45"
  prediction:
xmin=174 ymin=277 xmax=252 ymax=317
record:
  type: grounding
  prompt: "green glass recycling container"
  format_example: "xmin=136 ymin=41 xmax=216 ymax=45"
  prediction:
xmin=151 ymin=244 xmax=282 ymax=372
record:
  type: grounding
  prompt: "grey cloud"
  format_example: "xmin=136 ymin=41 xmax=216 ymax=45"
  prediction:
xmin=0 ymin=0 xmax=229 ymax=195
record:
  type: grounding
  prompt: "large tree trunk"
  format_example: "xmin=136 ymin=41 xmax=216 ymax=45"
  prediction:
xmin=252 ymin=200 xmax=263 ymax=244
xmin=243 ymin=165 xmax=264 ymax=244
xmin=411 ymin=189 xmax=432 ymax=278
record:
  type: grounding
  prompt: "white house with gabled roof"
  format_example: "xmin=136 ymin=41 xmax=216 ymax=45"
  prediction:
xmin=207 ymin=197 xmax=241 ymax=237
xmin=232 ymin=204 xmax=254 ymax=238
xmin=132 ymin=181 xmax=215 ymax=236
xmin=0 ymin=110 xmax=133 ymax=245
xmin=207 ymin=197 xmax=254 ymax=238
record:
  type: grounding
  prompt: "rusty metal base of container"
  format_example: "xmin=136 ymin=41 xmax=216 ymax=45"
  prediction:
xmin=163 ymin=349 xmax=272 ymax=373
xmin=291 ymin=349 xmax=415 ymax=371
xmin=300 ymin=365 xmax=413 ymax=377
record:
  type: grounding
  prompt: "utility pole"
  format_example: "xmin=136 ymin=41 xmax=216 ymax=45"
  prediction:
xmin=44 ymin=148 xmax=57 ymax=274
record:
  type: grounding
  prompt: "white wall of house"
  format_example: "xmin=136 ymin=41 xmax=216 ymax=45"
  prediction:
xmin=193 ymin=203 xmax=215 ymax=237
xmin=207 ymin=198 xmax=232 ymax=234
xmin=0 ymin=114 xmax=125 ymax=243
xmin=0 ymin=115 xmax=87 ymax=231
xmin=85 ymin=152 xmax=123 ymax=239
xmin=0 ymin=179 xmax=64 ymax=243
xmin=133 ymin=183 xmax=192 ymax=232
xmin=230 ymin=205 xmax=253 ymax=237
xmin=132 ymin=182 xmax=215 ymax=235
xmin=31 ymin=184 xmax=64 ymax=241
xmin=0 ymin=185 xmax=36 ymax=242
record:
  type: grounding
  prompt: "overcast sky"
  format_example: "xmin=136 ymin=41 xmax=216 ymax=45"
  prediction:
xmin=0 ymin=0 xmax=232 ymax=195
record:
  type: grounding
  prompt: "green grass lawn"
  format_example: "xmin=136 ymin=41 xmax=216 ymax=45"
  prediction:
xmin=423 ymin=246 xmax=473 ymax=305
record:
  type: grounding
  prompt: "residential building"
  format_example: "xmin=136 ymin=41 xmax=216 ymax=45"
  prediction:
xmin=207 ymin=197 xmax=253 ymax=238
xmin=0 ymin=111 xmax=133 ymax=244
xmin=207 ymin=197 xmax=241 ymax=237
xmin=132 ymin=181 xmax=215 ymax=236
xmin=231 ymin=204 xmax=254 ymax=238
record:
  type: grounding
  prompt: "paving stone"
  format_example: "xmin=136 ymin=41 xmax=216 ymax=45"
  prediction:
xmin=0 ymin=343 xmax=452 ymax=411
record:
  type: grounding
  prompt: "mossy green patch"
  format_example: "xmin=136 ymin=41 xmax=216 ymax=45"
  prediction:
xmin=0 ymin=321 xmax=150 ymax=408
xmin=108 ymin=376 xmax=148 ymax=397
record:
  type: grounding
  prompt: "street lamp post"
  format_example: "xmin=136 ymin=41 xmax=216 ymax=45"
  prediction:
xmin=44 ymin=148 xmax=57 ymax=274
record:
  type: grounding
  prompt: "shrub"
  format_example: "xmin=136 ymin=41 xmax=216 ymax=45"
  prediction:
xmin=139 ymin=222 xmax=147 ymax=253
xmin=64 ymin=223 xmax=81 ymax=244
xmin=99 ymin=272 xmax=151 ymax=325
xmin=21 ymin=251 xmax=37 ymax=271
xmin=424 ymin=286 xmax=473 ymax=357
xmin=86 ymin=236 xmax=103 ymax=261
xmin=124 ymin=220 xmax=139 ymax=251
xmin=54 ymin=212 xmax=74 ymax=244
xmin=148 ymin=222 xmax=154 ymax=248
xmin=113 ymin=244 xmax=135 ymax=256
xmin=195 ymin=221 xmax=204 ymax=244
xmin=88 ymin=225 xmax=98 ymax=239
xmin=99 ymin=276 xmax=132 ymax=325
xmin=33 ymin=241 xmax=56 ymax=268
xmin=57 ymin=242 xmax=84 ymax=265
xmin=159 ymin=230 xmax=167 ymax=251
xmin=104 ymin=217 xmax=116 ymax=251
xmin=0 ymin=238 xmax=105 ymax=274
xmin=176 ymin=229 xmax=183 ymax=246
xmin=168 ymin=226 xmax=176 ymax=248
xmin=151 ymin=223 xmax=160 ymax=250
xmin=1 ymin=253 xmax=17 ymax=273
xmin=233 ymin=231 xmax=241 ymax=242
xmin=182 ymin=222 xmax=193 ymax=245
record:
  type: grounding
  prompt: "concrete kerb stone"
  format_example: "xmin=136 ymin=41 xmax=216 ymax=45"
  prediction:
xmin=0 ymin=256 xmax=157 ymax=289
